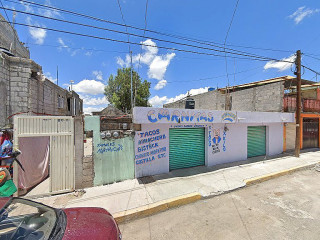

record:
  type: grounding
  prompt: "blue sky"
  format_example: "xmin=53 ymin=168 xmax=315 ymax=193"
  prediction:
xmin=1 ymin=0 xmax=320 ymax=113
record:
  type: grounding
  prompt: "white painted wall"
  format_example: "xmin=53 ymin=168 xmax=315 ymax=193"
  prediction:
xmin=267 ymin=123 xmax=284 ymax=156
xmin=134 ymin=107 xmax=288 ymax=178
xmin=135 ymin=124 xmax=169 ymax=178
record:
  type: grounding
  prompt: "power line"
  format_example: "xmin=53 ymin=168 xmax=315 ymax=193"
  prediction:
xmin=136 ymin=0 xmax=149 ymax=107
xmin=303 ymin=53 xmax=320 ymax=62
xmin=0 ymin=7 xmax=280 ymax=61
xmin=166 ymin=65 xmax=263 ymax=83
xmin=5 ymin=0 xmax=295 ymax=57
xmin=301 ymin=64 xmax=320 ymax=76
xmin=137 ymin=0 xmax=149 ymax=73
xmin=116 ymin=0 xmax=130 ymax=53
xmin=223 ymin=0 xmax=239 ymax=106
xmin=1 ymin=19 xmax=297 ymax=64
xmin=26 ymin=42 xmax=128 ymax=54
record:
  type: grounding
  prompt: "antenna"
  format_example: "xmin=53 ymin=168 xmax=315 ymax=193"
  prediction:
xmin=12 ymin=10 xmax=16 ymax=54
xmin=56 ymin=66 xmax=59 ymax=86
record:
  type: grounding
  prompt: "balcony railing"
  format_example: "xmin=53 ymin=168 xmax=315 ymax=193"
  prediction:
xmin=303 ymin=99 xmax=320 ymax=112
xmin=283 ymin=96 xmax=297 ymax=112
xmin=283 ymin=96 xmax=320 ymax=112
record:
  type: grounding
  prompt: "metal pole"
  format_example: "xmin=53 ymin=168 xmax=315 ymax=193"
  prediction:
xmin=295 ymin=50 xmax=301 ymax=157
xmin=56 ymin=65 xmax=59 ymax=86
xmin=130 ymin=51 xmax=133 ymax=111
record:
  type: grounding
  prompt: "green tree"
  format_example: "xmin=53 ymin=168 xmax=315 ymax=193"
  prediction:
xmin=104 ymin=67 xmax=151 ymax=112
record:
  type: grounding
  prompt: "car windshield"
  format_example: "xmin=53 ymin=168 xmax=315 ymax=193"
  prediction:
xmin=0 ymin=198 xmax=57 ymax=240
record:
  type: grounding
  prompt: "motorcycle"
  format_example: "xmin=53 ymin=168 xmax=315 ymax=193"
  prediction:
xmin=0 ymin=149 xmax=25 ymax=197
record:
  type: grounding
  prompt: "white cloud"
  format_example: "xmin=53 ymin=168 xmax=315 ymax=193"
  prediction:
xmin=83 ymin=106 xmax=104 ymax=115
xmin=149 ymin=87 xmax=209 ymax=107
xmin=289 ymin=6 xmax=320 ymax=24
xmin=57 ymin=37 xmax=68 ymax=51
xmin=85 ymin=51 xmax=93 ymax=56
xmin=92 ymin=70 xmax=103 ymax=81
xmin=72 ymin=79 xmax=105 ymax=95
xmin=154 ymin=79 xmax=167 ymax=90
xmin=44 ymin=72 xmax=57 ymax=83
xmin=264 ymin=54 xmax=296 ymax=71
xmin=116 ymin=39 xmax=175 ymax=90
xmin=38 ymin=0 xmax=61 ymax=18
xmin=20 ymin=1 xmax=34 ymax=13
xmin=71 ymin=49 xmax=80 ymax=57
xmin=149 ymin=96 xmax=169 ymax=107
xmin=148 ymin=53 xmax=175 ymax=80
xmin=80 ymin=95 xmax=109 ymax=106
xmin=26 ymin=16 xmax=46 ymax=44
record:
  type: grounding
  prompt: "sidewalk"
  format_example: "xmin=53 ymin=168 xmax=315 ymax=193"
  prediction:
xmin=30 ymin=150 xmax=320 ymax=218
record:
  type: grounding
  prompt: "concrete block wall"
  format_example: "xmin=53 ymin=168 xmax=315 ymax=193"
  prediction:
xmin=0 ymin=53 xmax=10 ymax=127
xmin=231 ymin=81 xmax=283 ymax=112
xmin=0 ymin=14 xmax=30 ymax=58
xmin=164 ymin=82 xmax=284 ymax=112
xmin=9 ymin=62 xmax=32 ymax=117
xmin=164 ymin=91 xmax=226 ymax=110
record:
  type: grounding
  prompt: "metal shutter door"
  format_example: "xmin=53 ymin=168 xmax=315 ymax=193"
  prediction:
xmin=247 ymin=126 xmax=266 ymax=158
xmin=169 ymin=128 xmax=205 ymax=171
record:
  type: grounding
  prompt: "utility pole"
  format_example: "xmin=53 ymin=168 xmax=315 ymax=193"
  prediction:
xmin=130 ymin=51 xmax=133 ymax=112
xmin=295 ymin=50 xmax=301 ymax=157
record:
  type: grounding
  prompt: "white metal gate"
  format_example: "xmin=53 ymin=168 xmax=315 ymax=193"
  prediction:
xmin=13 ymin=116 xmax=74 ymax=194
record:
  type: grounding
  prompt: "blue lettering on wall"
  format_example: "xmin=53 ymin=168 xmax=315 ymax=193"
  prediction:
xmin=136 ymin=128 xmax=167 ymax=165
xmin=223 ymin=129 xmax=227 ymax=152
xmin=147 ymin=110 xmax=215 ymax=123
xmin=96 ymin=143 xmax=123 ymax=154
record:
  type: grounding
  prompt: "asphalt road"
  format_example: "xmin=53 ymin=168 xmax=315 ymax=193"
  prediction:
xmin=119 ymin=168 xmax=320 ymax=240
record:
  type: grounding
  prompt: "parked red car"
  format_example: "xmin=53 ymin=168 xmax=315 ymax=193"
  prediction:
xmin=0 ymin=197 xmax=121 ymax=240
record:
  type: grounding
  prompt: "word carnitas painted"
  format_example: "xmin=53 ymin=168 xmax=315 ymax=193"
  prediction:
xmin=147 ymin=109 xmax=214 ymax=123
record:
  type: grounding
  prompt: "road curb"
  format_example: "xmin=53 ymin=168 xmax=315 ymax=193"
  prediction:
xmin=114 ymin=192 xmax=201 ymax=224
xmin=244 ymin=162 xmax=319 ymax=186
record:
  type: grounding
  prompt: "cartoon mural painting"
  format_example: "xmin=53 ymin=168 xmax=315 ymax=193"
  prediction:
xmin=212 ymin=126 xmax=228 ymax=154
xmin=212 ymin=129 xmax=221 ymax=154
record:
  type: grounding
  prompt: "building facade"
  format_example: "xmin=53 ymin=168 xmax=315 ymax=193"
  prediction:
xmin=133 ymin=107 xmax=294 ymax=178
xmin=164 ymin=76 xmax=320 ymax=152
xmin=0 ymin=14 xmax=82 ymax=128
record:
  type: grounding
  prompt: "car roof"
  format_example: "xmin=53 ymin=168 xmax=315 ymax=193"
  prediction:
xmin=0 ymin=197 xmax=10 ymax=209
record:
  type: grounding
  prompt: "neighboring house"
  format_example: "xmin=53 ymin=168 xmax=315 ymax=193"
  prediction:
xmin=0 ymin=14 xmax=83 ymax=128
xmin=164 ymin=75 xmax=320 ymax=151
xmin=92 ymin=105 xmax=125 ymax=116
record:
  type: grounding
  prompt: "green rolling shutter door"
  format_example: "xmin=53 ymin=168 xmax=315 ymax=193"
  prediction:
xmin=169 ymin=128 xmax=205 ymax=170
xmin=247 ymin=126 xmax=266 ymax=158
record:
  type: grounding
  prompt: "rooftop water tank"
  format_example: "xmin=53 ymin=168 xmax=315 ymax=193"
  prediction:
xmin=185 ymin=97 xmax=195 ymax=109
xmin=208 ymin=87 xmax=215 ymax=91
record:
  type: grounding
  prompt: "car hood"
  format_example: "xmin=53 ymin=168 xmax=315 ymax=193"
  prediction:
xmin=62 ymin=207 xmax=119 ymax=240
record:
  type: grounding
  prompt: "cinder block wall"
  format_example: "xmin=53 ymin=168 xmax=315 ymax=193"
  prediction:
xmin=231 ymin=82 xmax=284 ymax=112
xmin=0 ymin=14 xmax=30 ymax=58
xmin=164 ymin=82 xmax=284 ymax=112
xmin=0 ymin=54 xmax=10 ymax=127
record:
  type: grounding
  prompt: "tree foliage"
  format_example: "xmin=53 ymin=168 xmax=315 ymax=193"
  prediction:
xmin=104 ymin=68 xmax=151 ymax=112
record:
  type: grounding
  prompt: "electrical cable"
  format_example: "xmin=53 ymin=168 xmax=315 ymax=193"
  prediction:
xmin=116 ymin=0 xmax=130 ymax=53
xmin=5 ymin=0 xmax=296 ymax=57
xmin=166 ymin=65 xmax=263 ymax=83
xmin=136 ymin=0 xmax=149 ymax=107
xmin=0 ymin=6 xmax=280 ymax=61
xmin=223 ymin=0 xmax=239 ymax=110
xmin=1 ymin=19 xmax=290 ymax=62
xmin=137 ymin=0 xmax=149 ymax=72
